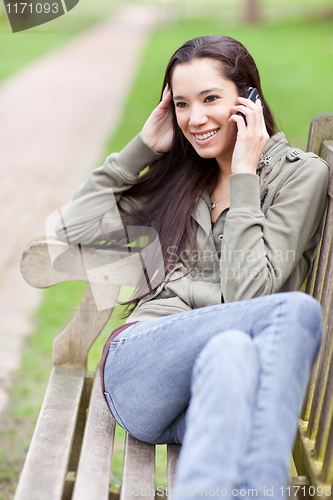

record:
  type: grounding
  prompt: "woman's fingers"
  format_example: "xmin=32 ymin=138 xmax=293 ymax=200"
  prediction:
xmin=230 ymin=97 xmax=268 ymax=143
xmin=140 ymin=86 xmax=174 ymax=153
xmin=231 ymin=97 xmax=263 ymax=128
xmin=230 ymin=96 xmax=269 ymax=174
xmin=159 ymin=88 xmax=172 ymax=109
xmin=228 ymin=112 xmax=247 ymax=130
xmin=162 ymin=84 xmax=170 ymax=100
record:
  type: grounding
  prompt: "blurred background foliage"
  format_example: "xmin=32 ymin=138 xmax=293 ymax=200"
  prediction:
xmin=0 ymin=0 xmax=332 ymax=498
xmin=1 ymin=0 xmax=332 ymax=143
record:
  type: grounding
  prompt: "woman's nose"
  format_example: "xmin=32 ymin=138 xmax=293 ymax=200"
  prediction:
xmin=189 ymin=105 xmax=208 ymax=127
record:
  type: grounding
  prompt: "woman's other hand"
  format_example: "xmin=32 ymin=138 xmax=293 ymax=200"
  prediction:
xmin=141 ymin=85 xmax=174 ymax=153
xmin=228 ymin=96 xmax=269 ymax=175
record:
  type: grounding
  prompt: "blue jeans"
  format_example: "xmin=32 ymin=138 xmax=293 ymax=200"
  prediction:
xmin=102 ymin=292 xmax=322 ymax=499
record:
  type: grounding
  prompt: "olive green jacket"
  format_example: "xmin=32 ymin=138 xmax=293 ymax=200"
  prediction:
xmin=55 ymin=132 xmax=329 ymax=323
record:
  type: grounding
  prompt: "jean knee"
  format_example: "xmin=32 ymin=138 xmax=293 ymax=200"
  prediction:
xmin=205 ymin=329 xmax=253 ymax=355
xmin=191 ymin=330 xmax=258 ymax=387
xmin=280 ymin=292 xmax=323 ymax=342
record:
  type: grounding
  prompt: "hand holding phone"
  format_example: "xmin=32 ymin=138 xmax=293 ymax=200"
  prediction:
xmin=237 ymin=88 xmax=265 ymax=126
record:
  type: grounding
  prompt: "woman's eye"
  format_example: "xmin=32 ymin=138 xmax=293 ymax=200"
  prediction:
xmin=205 ymin=95 xmax=219 ymax=103
xmin=175 ymin=102 xmax=188 ymax=108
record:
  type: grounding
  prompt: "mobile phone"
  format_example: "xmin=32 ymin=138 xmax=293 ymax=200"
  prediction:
xmin=237 ymin=88 xmax=265 ymax=126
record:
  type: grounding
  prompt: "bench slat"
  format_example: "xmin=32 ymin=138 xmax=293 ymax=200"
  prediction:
xmin=14 ymin=367 xmax=86 ymax=500
xmin=72 ymin=372 xmax=116 ymax=500
xmin=301 ymin=123 xmax=333 ymax=420
xmin=293 ymin=114 xmax=333 ymax=493
xmin=322 ymin=411 xmax=333 ymax=484
xmin=307 ymin=275 xmax=333 ymax=439
xmin=311 ymin=200 xmax=333 ymax=304
xmin=120 ymin=433 xmax=155 ymax=500
xmin=315 ymin=344 xmax=333 ymax=461
xmin=302 ymin=138 xmax=333 ymax=428
xmin=302 ymin=199 xmax=332 ymax=420
xmin=317 ymin=221 xmax=333 ymax=328
xmin=295 ymin=421 xmax=331 ymax=498
xmin=167 ymin=444 xmax=181 ymax=492
xmin=307 ymin=113 xmax=333 ymax=157
xmin=321 ymin=140 xmax=333 ymax=200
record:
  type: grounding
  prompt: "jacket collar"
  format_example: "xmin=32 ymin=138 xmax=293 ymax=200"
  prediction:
xmin=257 ymin=132 xmax=290 ymax=171
xmin=192 ymin=193 xmax=213 ymax=235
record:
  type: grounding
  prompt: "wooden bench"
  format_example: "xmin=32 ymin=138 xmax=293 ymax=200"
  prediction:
xmin=15 ymin=112 xmax=333 ymax=500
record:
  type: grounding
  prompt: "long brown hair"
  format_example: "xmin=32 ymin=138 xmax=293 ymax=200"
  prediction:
xmin=118 ymin=35 xmax=277 ymax=316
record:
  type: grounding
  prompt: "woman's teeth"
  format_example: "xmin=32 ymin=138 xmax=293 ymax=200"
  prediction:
xmin=194 ymin=129 xmax=219 ymax=140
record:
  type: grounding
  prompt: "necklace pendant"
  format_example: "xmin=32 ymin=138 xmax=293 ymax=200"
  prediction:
xmin=211 ymin=201 xmax=216 ymax=210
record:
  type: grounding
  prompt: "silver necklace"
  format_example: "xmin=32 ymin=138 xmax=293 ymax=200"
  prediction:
xmin=211 ymin=193 xmax=230 ymax=210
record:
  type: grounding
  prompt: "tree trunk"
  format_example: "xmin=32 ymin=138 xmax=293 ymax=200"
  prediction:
xmin=244 ymin=0 xmax=261 ymax=24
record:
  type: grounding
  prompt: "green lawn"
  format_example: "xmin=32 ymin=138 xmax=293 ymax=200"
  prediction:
xmin=1 ymin=10 xmax=332 ymax=500
xmin=108 ymin=16 xmax=333 ymax=152
xmin=0 ymin=0 xmax=116 ymax=82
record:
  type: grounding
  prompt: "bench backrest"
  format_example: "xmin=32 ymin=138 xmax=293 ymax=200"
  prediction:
xmin=294 ymin=112 xmax=333 ymax=491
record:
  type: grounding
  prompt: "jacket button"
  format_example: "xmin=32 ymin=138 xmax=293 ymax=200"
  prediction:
xmin=286 ymin=149 xmax=301 ymax=161
xmin=218 ymin=234 xmax=224 ymax=240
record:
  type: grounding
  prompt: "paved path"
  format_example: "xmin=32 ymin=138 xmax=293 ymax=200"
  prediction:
xmin=0 ymin=3 xmax=164 ymax=414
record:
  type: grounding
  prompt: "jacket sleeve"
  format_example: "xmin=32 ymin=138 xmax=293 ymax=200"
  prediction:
xmin=54 ymin=134 xmax=163 ymax=245
xmin=220 ymin=154 xmax=329 ymax=302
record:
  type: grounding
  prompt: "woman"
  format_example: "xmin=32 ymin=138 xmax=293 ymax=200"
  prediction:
xmin=55 ymin=36 xmax=328 ymax=497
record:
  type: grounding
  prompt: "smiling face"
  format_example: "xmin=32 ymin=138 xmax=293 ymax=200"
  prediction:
xmin=171 ymin=58 xmax=240 ymax=169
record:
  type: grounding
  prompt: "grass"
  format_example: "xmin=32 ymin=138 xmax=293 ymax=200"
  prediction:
xmin=0 ymin=0 xmax=117 ymax=82
xmin=0 ymin=282 xmax=87 ymax=498
xmin=1 ymin=8 xmax=333 ymax=500
xmin=108 ymin=16 xmax=333 ymax=152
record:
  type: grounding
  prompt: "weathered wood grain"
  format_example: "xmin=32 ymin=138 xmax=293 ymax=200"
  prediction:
xmin=322 ymin=412 xmax=333 ymax=484
xmin=307 ymin=113 xmax=333 ymax=156
xmin=307 ymin=222 xmax=333 ymax=438
xmin=315 ymin=345 xmax=333 ymax=461
xmin=14 ymin=367 xmax=85 ymax=500
xmin=302 ymin=127 xmax=333 ymax=420
xmin=295 ymin=113 xmax=333 ymax=495
xmin=20 ymin=238 xmax=88 ymax=287
xmin=311 ymin=200 xmax=333 ymax=305
xmin=317 ymin=217 xmax=333 ymax=328
xmin=52 ymin=283 xmax=115 ymax=367
xmin=303 ymin=197 xmax=333 ymax=421
xmin=294 ymin=421 xmax=331 ymax=500
xmin=72 ymin=372 xmax=116 ymax=500
xmin=320 ymin=141 xmax=333 ymax=200
xmin=20 ymin=237 xmax=153 ymax=289
xmin=120 ymin=433 xmax=155 ymax=500
xmin=167 ymin=444 xmax=181 ymax=492
xmin=67 ymin=372 xmax=94 ymax=473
